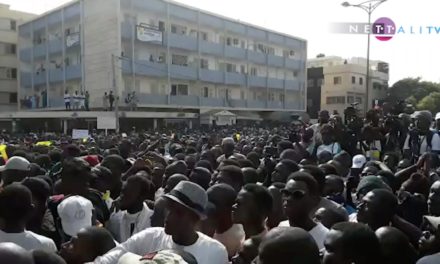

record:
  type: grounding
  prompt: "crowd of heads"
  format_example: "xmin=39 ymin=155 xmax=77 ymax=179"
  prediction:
xmin=2 ymin=108 xmax=440 ymax=263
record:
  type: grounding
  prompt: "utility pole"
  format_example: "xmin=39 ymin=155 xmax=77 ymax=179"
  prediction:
xmin=112 ymin=54 xmax=120 ymax=133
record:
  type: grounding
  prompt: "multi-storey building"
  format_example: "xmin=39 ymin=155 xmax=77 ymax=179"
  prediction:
xmin=15 ymin=0 xmax=307 ymax=130
xmin=307 ymin=56 xmax=389 ymax=118
xmin=0 ymin=4 xmax=35 ymax=111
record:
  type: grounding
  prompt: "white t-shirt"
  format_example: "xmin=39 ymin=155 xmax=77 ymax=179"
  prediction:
xmin=213 ymin=224 xmax=245 ymax=258
xmin=94 ymin=227 xmax=228 ymax=264
xmin=278 ymin=221 xmax=329 ymax=250
xmin=0 ymin=229 xmax=57 ymax=252
xmin=417 ymin=253 xmax=440 ymax=264
xmin=317 ymin=142 xmax=341 ymax=156
xmin=403 ymin=133 xmax=440 ymax=155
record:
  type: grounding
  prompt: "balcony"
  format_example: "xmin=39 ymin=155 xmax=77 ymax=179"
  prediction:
xmin=34 ymin=73 xmax=46 ymax=86
xmin=285 ymin=58 xmax=302 ymax=70
xmin=66 ymin=64 xmax=81 ymax=80
xmin=224 ymin=45 xmax=246 ymax=60
xmin=170 ymin=64 xmax=197 ymax=80
xmin=268 ymin=101 xmax=284 ymax=109
xmin=167 ymin=33 xmax=197 ymax=52
xmin=135 ymin=60 xmax=166 ymax=78
xmin=247 ymin=100 xmax=266 ymax=109
xmin=64 ymin=3 xmax=81 ymax=21
xmin=228 ymin=99 xmax=246 ymax=108
xmin=49 ymin=69 xmax=64 ymax=83
xmin=268 ymin=78 xmax=284 ymax=89
xmin=285 ymin=79 xmax=300 ymax=91
xmin=285 ymin=101 xmax=301 ymax=110
xmin=268 ymin=54 xmax=284 ymax=67
xmin=138 ymin=94 xmax=168 ymax=105
xmin=20 ymin=48 xmax=32 ymax=62
xmin=33 ymin=43 xmax=46 ymax=59
xmin=49 ymin=97 xmax=64 ymax=108
xmin=200 ymin=41 xmax=223 ymax=56
xmin=121 ymin=59 xmax=132 ymax=74
xmin=48 ymin=38 xmax=63 ymax=54
xmin=20 ymin=72 xmax=32 ymax=87
xmin=248 ymin=50 xmax=266 ymax=64
xmin=249 ymin=76 xmax=267 ymax=88
xmin=200 ymin=97 xmax=225 ymax=107
xmin=170 ymin=95 xmax=199 ymax=107
xmin=199 ymin=69 xmax=224 ymax=84
xmin=225 ymin=72 xmax=246 ymax=86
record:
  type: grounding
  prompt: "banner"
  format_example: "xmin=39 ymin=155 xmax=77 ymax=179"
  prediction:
xmin=72 ymin=129 xmax=89 ymax=140
xmin=66 ymin=32 xmax=80 ymax=48
xmin=0 ymin=145 xmax=7 ymax=162
xmin=136 ymin=25 xmax=163 ymax=43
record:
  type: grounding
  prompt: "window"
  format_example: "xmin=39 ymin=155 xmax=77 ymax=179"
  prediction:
xmin=326 ymin=96 xmax=345 ymax=104
xmin=158 ymin=21 xmax=165 ymax=31
xmin=240 ymin=65 xmax=246 ymax=74
xmin=0 ymin=67 xmax=17 ymax=79
xmin=373 ymin=82 xmax=382 ymax=90
xmin=241 ymin=41 xmax=246 ymax=49
xmin=226 ymin=37 xmax=232 ymax=46
xmin=250 ymin=67 xmax=257 ymax=76
xmin=203 ymin=87 xmax=209 ymax=97
xmin=266 ymin=47 xmax=275 ymax=55
xmin=347 ymin=96 xmax=354 ymax=104
xmin=199 ymin=31 xmax=208 ymax=41
xmin=307 ymin=79 xmax=315 ymax=87
xmin=293 ymin=71 xmax=298 ymax=77
xmin=317 ymin=78 xmax=323 ymax=87
xmin=10 ymin=20 xmax=16 ymax=31
xmin=279 ymin=93 xmax=285 ymax=102
xmin=0 ymin=43 xmax=16 ymax=55
xmin=252 ymin=91 xmax=257 ymax=100
xmin=225 ymin=89 xmax=230 ymax=99
xmin=352 ymin=76 xmax=356 ymax=84
xmin=172 ymin=54 xmax=188 ymax=66
xmin=171 ymin=24 xmax=186 ymax=35
xmin=283 ymin=50 xmax=295 ymax=58
xmin=9 ymin=93 xmax=17 ymax=103
xmin=233 ymin=38 xmax=239 ymax=46
xmin=359 ymin=77 xmax=363 ymax=85
xmin=333 ymin=76 xmax=342 ymax=85
xmin=240 ymin=91 xmax=245 ymax=99
xmin=269 ymin=92 xmax=275 ymax=101
xmin=200 ymin=59 xmax=208 ymax=69
xmin=171 ymin=84 xmax=188 ymax=95
xmin=226 ymin=63 xmax=236 ymax=73
xmin=356 ymin=97 xmax=363 ymax=103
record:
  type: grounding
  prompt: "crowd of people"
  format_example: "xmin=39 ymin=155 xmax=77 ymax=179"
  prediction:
xmin=2 ymin=108 xmax=440 ymax=263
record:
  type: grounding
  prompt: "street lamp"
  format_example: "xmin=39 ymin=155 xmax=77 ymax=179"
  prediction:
xmin=342 ymin=0 xmax=387 ymax=114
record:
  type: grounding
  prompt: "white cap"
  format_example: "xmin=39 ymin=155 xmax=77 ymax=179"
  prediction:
xmin=57 ymin=195 xmax=93 ymax=237
xmin=118 ymin=251 xmax=189 ymax=264
xmin=435 ymin=112 xmax=440 ymax=121
xmin=0 ymin=156 xmax=30 ymax=172
xmin=352 ymin=154 xmax=367 ymax=169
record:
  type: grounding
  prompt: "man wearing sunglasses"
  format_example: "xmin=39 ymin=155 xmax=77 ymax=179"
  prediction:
xmin=278 ymin=172 xmax=329 ymax=250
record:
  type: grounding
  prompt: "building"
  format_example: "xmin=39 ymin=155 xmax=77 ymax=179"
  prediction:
xmin=306 ymin=67 xmax=323 ymax=119
xmin=307 ymin=56 xmax=389 ymax=118
xmin=0 ymin=4 xmax=35 ymax=111
xmin=13 ymin=0 xmax=307 ymax=131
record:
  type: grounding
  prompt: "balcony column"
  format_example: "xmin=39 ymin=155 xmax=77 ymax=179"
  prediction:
xmin=189 ymin=119 xmax=193 ymax=129
xmin=63 ymin=120 xmax=68 ymax=134
xmin=153 ymin=118 xmax=158 ymax=130
xmin=11 ymin=120 xmax=17 ymax=133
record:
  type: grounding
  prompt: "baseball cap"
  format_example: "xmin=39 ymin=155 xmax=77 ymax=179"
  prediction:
xmin=57 ymin=195 xmax=93 ymax=237
xmin=118 ymin=251 xmax=192 ymax=264
xmin=0 ymin=156 xmax=31 ymax=172
xmin=352 ymin=154 xmax=367 ymax=169
xmin=436 ymin=112 xmax=440 ymax=121
xmin=423 ymin=215 xmax=440 ymax=230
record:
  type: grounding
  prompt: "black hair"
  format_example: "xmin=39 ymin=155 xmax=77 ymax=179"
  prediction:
xmin=319 ymin=163 xmax=338 ymax=176
xmin=61 ymin=157 xmax=91 ymax=181
xmin=21 ymin=177 xmax=51 ymax=202
xmin=63 ymin=144 xmax=81 ymax=158
xmin=280 ymin=149 xmax=300 ymax=163
xmin=101 ymin=154 xmax=126 ymax=170
xmin=219 ymin=159 xmax=241 ymax=168
xmin=0 ymin=183 xmax=33 ymax=222
xmin=242 ymin=167 xmax=259 ymax=184
xmin=84 ymin=227 xmax=116 ymax=257
xmin=287 ymin=172 xmax=320 ymax=196
xmin=372 ymin=189 xmax=398 ymax=214
xmin=278 ymin=140 xmax=293 ymax=153
xmin=242 ymin=184 xmax=273 ymax=216
xmin=92 ymin=166 xmax=113 ymax=180
xmin=195 ymin=160 xmax=213 ymax=173
xmin=207 ymin=183 xmax=237 ymax=209
xmin=165 ymin=161 xmax=188 ymax=177
xmin=220 ymin=165 xmax=244 ymax=185
xmin=377 ymin=170 xmax=398 ymax=192
xmin=32 ymin=250 xmax=66 ymax=264
xmin=237 ymin=159 xmax=255 ymax=168
xmin=331 ymin=222 xmax=383 ymax=264
xmin=49 ymin=149 xmax=62 ymax=163
xmin=279 ymin=159 xmax=300 ymax=174
xmin=301 ymin=165 xmax=325 ymax=195
xmin=246 ymin=152 xmax=261 ymax=168
xmin=127 ymin=175 xmax=156 ymax=201
xmin=34 ymin=154 xmax=51 ymax=170
xmin=189 ymin=167 xmax=212 ymax=190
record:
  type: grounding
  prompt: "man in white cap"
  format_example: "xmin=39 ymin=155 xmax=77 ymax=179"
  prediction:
xmin=117 ymin=249 xmax=197 ymax=264
xmin=216 ymin=137 xmax=245 ymax=165
xmin=95 ymin=181 xmax=228 ymax=264
xmin=0 ymin=156 xmax=30 ymax=186
xmin=57 ymin=195 xmax=93 ymax=241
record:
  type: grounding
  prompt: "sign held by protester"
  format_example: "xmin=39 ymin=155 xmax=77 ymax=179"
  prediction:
xmin=98 ymin=116 xmax=117 ymax=130
xmin=72 ymin=129 xmax=89 ymax=139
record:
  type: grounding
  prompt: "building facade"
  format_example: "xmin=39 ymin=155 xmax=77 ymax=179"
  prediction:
xmin=17 ymin=0 xmax=307 ymax=123
xmin=306 ymin=67 xmax=323 ymax=119
xmin=0 ymin=4 xmax=35 ymax=111
xmin=307 ymin=56 xmax=389 ymax=117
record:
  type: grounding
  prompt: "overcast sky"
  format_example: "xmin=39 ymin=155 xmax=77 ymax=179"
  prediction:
xmin=3 ymin=0 xmax=439 ymax=85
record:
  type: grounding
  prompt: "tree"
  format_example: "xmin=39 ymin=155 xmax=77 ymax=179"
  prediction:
xmin=417 ymin=92 xmax=440 ymax=114
xmin=388 ymin=77 xmax=440 ymax=103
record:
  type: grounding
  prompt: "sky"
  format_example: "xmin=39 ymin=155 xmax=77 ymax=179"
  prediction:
xmin=3 ymin=0 xmax=440 ymax=85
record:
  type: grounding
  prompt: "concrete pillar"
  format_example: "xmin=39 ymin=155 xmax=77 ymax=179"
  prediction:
xmin=63 ymin=120 xmax=68 ymax=135
xmin=189 ymin=120 xmax=193 ymax=129
xmin=153 ymin=118 xmax=158 ymax=130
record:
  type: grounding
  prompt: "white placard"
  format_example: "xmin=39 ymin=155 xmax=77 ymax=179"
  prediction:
xmin=66 ymin=33 xmax=80 ymax=48
xmin=72 ymin=129 xmax=89 ymax=139
xmin=97 ymin=116 xmax=117 ymax=130
xmin=136 ymin=25 xmax=163 ymax=43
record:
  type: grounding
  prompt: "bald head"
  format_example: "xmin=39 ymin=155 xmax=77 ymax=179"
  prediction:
xmin=0 ymin=243 xmax=34 ymax=264
xmin=259 ymin=227 xmax=320 ymax=264
xmin=375 ymin=227 xmax=417 ymax=264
